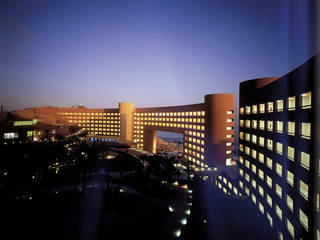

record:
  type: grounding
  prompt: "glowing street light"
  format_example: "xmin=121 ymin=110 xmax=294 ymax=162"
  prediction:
xmin=181 ymin=218 xmax=187 ymax=225
xmin=181 ymin=184 xmax=188 ymax=189
xmin=169 ymin=206 xmax=175 ymax=212
xmin=174 ymin=229 xmax=181 ymax=237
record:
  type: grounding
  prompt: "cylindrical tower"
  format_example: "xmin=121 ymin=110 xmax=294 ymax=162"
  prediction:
xmin=204 ymin=94 xmax=234 ymax=166
xmin=119 ymin=102 xmax=134 ymax=144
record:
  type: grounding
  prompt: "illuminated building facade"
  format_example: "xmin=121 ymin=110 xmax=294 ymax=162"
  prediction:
xmin=57 ymin=108 xmax=120 ymax=141
xmin=237 ymin=56 xmax=319 ymax=240
xmin=29 ymin=94 xmax=234 ymax=167
xmin=132 ymin=94 xmax=234 ymax=167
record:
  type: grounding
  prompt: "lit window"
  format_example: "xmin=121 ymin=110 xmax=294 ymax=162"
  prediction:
xmin=245 ymin=106 xmax=251 ymax=114
xmin=267 ymin=121 xmax=273 ymax=131
xmin=301 ymin=92 xmax=311 ymax=109
xmin=299 ymin=209 xmax=308 ymax=231
xmin=276 ymin=205 xmax=282 ymax=220
xmin=251 ymin=179 xmax=256 ymax=188
xmin=258 ymin=153 xmax=264 ymax=163
xmin=239 ymin=144 xmax=244 ymax=152
xmin=259 ymin=137 xmax=265 ymax=147
xmin=259 ymin=104 xmax=265 ymax=113
xmin=267 ymin=213 xmax=273 ymax=227
xmin=287 ymin=146 xmax=294 ymax=161
xmin=258 ymin=169 xmax=264 ymax=180
xmin=258 ymin=185 xmax=264 ymax=196
xmin=276 ymin=142 xmax=283 ymax=155
xmin=259 ymin=202 xmax=264 ymax=214
xmin=287 ymin=122 xmax=295 ymax=136
xmin=245 ymin=187 xmax=250 ymax=196
xmin=245 ymin=120 xmax=251 ymax=128
xmin=240 ymin=120 xmax=244 ymax=127
xmin=267 ymin=102 xmax=273 ymax=112
xmin=299 ymin=180 xmax=308 ymax=200
xmin=300 ymin=152 xmax=310 ymax=170
xmin=266 ymin=194 xmax=272 ymax=207
xmin=287 ymin=170 xmax=294 ymax=186
xmin=251 ymin=149 xmax=257 ymax=159
xmin=275 ymin=184 xmax=282 ymax=198
xmin=287 ymin=219 xmax=295 ymax=238
xmin=275 ymin=163 xmax=282 ymax=176
xmin=276 ymin=99 xmax=283 ymax=112
xmin=266 ymin=176 xmax=272 ymax=188
xmin=287 ymin=194 xmax=293 ymax=211
xmin=300 ymin=122 xmax=311 ymax=139
xmin=245 ymin=146 xmax=250 ymax=155
xmin=259 ymin=120 xmax=265 ymax=130
xmin=245 ymin=173 xmax=250 ymax=182
xmin=252 ymin=105 xmax=258 ymax=114
xmin=251 ymin=164 xmax=256 ymax=173
xmin=252 ymin=194 xmax=256 ymax=204
xmin=252 ymin=135 xmax=257 ymax=144
xmin=245 ymin=133 xmax=250 ymax=141
xmin=227 ymin=110 xmax=233 ymax=115
xmin=288 ymin=96 xmax=296 ymax=111
xmin=252 ymin=120 xmax=257 ymax=129
xmin=276 ymin=121 xmax=283 ymax=133
xmin=240 ymin=108 xmax=244 ymax=115
xmin=266 ymin=157 xmax=272 ymax=169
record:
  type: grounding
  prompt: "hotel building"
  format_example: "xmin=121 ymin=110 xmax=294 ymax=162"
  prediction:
xmin=7 ymin=94 xmax=234 ymax=168
xmin=237 ymin=55 xmax=319 ymax=239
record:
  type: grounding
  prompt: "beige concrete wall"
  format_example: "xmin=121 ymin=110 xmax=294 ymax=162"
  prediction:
xmin=143 ymin=129 xmax=157 ymax=154
xmin=119 ymin=102 xmax=134 ymax=144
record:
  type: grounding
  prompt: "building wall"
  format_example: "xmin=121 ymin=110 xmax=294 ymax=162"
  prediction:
xmin=237 ymin=56 xmax=319 ymax=240
xmin=8 ymin=94 xmax=234 ymax=167
xmin=133 ymin=94 xmax=234 ymax=168
xmin=57 ymin=108 xmax=120 ymax=140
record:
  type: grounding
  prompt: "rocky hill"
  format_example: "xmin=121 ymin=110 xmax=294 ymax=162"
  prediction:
xmin=156 ymin=137 xmax=183 ymax=153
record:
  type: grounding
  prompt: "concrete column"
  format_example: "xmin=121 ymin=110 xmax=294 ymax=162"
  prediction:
xmin=143 ymin=129 xmax=157 ymax=154
xmin=119 ymin=102 xmax=134 ymax=144
xmin=204 ymin=94 xmax=234 ymax=166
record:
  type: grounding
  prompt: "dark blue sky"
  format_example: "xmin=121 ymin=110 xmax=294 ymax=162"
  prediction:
xmin=1 ymin=0 xmax=318 ymax=110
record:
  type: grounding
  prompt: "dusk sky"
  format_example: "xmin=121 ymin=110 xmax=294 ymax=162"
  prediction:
xmin=1 ymin=0 xmax=318 ymax=111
